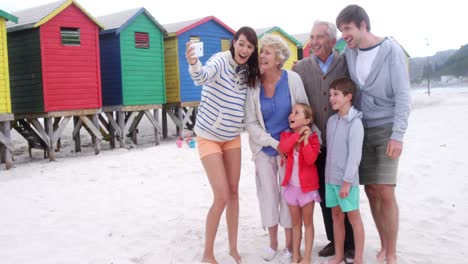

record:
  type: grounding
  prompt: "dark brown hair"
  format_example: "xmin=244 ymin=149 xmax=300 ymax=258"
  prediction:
xmin=329 ymin=77 xmax=357 ymax=103
xmin=230 ymin=26 xmax=260 ymax=88
xmin=336 ymin=4 xmax=371 ymax=32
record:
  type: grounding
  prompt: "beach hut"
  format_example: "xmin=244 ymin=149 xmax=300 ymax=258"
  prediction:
xmin=162 ymin=16 xmax=235 ymax=137
xmin=0 ymin=10 xmax=17 ymax=169
xmin=97 ymin=7 xmax=167 ymax=147
xmin=291 ymin=32 xmax=309 ymax=60
xmin=334 ymin=38 xmax=347 ymax=53
xmin=255 ymin=26 xmax=302 ymax=70
xmin=6 ymin=0 xmax=104 ymax=160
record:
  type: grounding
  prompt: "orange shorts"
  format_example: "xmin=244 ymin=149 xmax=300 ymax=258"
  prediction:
xmin=197 ymin=136 xmax=241 ymax=159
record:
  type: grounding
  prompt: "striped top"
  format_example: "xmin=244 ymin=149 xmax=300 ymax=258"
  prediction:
xmin=189 ymin=51 xmax=249 ymax=142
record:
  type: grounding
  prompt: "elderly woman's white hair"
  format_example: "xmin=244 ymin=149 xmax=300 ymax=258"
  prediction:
xmin=260 ymin=34 xmax=291 ymax=68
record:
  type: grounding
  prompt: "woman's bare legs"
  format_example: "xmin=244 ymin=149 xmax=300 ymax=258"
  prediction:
xmin=200 ymin=152 xmax=230 ymax=264
xmin=223 ymin=148 xmax=242 ymax=263
xmin=267 ymin=225 xmax=279 ymax=250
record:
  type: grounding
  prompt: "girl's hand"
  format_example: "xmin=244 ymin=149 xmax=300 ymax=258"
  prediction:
xmin=185 ymin=42 xmax=198 ymax=65
xmin=303 ymin=133 xmax=309 ymax=145
xmin=298 ymin=126 xmax=311 ymax=143
xmin=339 ymin=182 xmax=351 ymax=198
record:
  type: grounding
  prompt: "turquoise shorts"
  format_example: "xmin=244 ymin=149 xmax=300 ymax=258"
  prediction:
xmin=325 ymin=184 xmax=360 ymax=212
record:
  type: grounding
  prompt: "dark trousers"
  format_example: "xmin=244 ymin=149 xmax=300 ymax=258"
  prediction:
xmin=317 ymin=148 xmax=354 ymax=249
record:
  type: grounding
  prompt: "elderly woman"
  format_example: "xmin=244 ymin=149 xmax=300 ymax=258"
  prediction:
xmin=245 ymin=34 xmax=313 ymax=263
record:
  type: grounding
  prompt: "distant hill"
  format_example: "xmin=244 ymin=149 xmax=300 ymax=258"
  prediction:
xmin=409 ymin=50 xmax=457 ymax=82
xmin=410 ymin=44 xmax=468 ymax=85
xmin=433 ymin=44 xmax=468 ymax=77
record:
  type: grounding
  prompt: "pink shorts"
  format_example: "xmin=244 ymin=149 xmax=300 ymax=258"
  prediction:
xmin=283 ymin=185 xmax=321 ymax=207
xmin=197 ymin=136 xmax=241 ymax=159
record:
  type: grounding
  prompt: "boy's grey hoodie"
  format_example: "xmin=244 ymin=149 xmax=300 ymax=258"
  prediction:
xmin=325 ymin=106 xmax=364 ymax=186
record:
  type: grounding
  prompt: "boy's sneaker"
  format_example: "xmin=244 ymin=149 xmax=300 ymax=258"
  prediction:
xmin=279 ymin=249 xmax=292 ymax=264
xmin=261 ymin=247 xmax=277 ymax=261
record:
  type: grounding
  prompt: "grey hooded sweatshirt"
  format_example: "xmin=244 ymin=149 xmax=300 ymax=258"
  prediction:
xmin=344 ymin=37 xmax=411 ymax=142
xmin=325 ymin=106 xmax=364 ymax=186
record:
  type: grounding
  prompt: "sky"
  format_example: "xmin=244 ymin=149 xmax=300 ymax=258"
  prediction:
xmin=1 ymin=0 xmax=465 ymax=58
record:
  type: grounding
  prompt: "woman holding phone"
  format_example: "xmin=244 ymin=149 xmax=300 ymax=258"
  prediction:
xmin=185 ymin=26 xmax=260 ymax=264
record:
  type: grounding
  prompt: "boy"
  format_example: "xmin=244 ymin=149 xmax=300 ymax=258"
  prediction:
xmin=324 ymin=77 xmax=364 ymax=264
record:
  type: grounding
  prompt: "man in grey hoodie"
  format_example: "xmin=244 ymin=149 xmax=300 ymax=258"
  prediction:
xmin=336 ymin=5 xmax=411 ymax=264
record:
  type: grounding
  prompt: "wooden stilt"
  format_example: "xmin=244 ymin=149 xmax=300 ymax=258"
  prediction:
xmin=162 ymin=108 xmax=168 ymax=139
xmin=45 ymin=117 xmax=55 ymax=161
xmin=106 ymin=113 xmax=116 ymax=149
xmin=0 ymin=119 xmax=13 ymax=169
xmin=92 ymin=115 xmax=101 ymax=154
xmin=154 ymin=109 xmax=160 ymax=145
xmin=53 ymin=117 xmax=62 ymax=151
xmin=117 ymin=111 xmax=125 ymax=148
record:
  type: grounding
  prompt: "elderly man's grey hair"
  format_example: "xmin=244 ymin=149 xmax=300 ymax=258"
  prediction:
xmin=312 ymin=20 xmax=337 ymax=41
xmin=260 ymin=34 xmax=291 ymax=68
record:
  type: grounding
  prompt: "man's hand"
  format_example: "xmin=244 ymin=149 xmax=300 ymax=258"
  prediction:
xmin=386 ymin=139 xmax=403 ymax=159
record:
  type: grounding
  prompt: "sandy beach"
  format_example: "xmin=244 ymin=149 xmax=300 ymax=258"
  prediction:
xmin=0 ymin=88 xmax=467 ymax=263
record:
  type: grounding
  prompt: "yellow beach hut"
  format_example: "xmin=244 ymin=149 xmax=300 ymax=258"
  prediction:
xmin=0 ymin=10 xmax=17 ymax=114
xmin=255 ymin=26 xmax=302 ymax=70
xmin=0 ymin=9 xmax=17 ymax=170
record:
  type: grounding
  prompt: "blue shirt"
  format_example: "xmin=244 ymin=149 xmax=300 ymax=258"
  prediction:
xmin=260 ymin=70 xmax=292 ymax=156
xmin=315 ymin=52 xmax=334 ymax=74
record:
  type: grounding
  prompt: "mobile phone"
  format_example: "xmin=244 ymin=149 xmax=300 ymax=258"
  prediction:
xmin=190 ymin=42 xmax=204 ymax=57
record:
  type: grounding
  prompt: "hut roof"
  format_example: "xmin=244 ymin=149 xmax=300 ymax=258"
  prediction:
xmin=98 ymin=7 xmax=167 ymax=36
xmin=0 ymin=9 xmax=18 ymax=23
xmin=6 ymin=0 xmax=103 ymax=32
xmin=163 ymin=16 xmax=235 ymax=37
xmin=291 ymin=32 xmax=310 ymax=46
xmin=255 ymin=26 xmax=302 ymax=46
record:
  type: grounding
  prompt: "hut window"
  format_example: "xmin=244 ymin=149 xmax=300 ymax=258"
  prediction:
xmin=61 ymin=27 xmax=80 ymax=45
xmin=190 ymin=36 xmax=201 ymax=43
xmin=135 ymin=32 xmax=149 ymax=48
xmin=221 ymin=38 xmax=230 ymax=51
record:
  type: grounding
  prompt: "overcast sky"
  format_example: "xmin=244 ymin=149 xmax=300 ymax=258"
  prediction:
xmin=2 ymin=0 xmax=464 ymax=58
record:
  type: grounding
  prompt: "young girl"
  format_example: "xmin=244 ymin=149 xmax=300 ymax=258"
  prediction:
xmin=279 ymin=103 xmax=321 ymax=264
